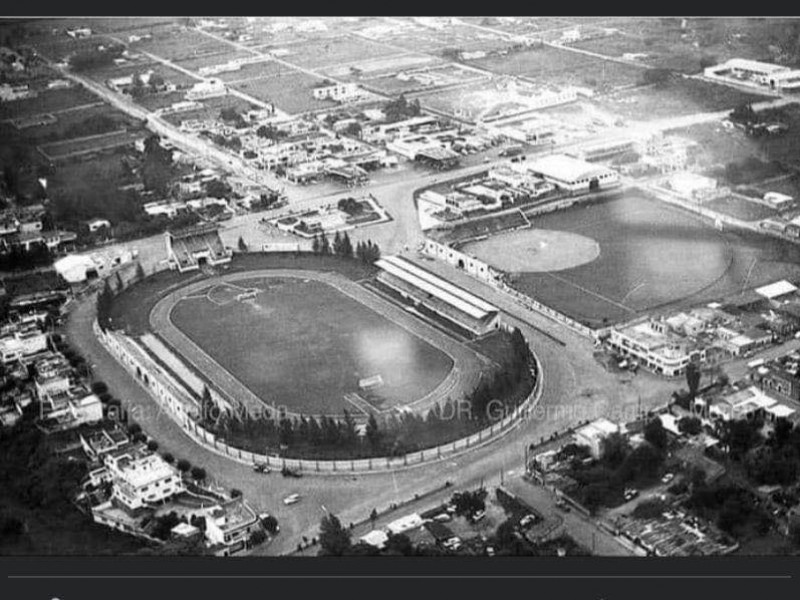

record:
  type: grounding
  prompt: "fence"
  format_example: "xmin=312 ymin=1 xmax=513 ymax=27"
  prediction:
xmin=95 ymin=321 xmax=543 ymax=474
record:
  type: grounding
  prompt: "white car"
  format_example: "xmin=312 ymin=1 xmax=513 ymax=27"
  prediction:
xmin=283 ymin=493 xmax=301 ymax=505
xmin=661 ymin=473 xmax=675 ymax=484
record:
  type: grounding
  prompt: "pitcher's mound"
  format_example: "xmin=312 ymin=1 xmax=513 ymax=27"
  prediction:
xmin=463 ymin=228 xmax=600 ymax=272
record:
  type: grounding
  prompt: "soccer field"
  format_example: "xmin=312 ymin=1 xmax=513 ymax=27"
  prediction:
xmin=465 ymin=193 xmax=800 ymax=327
xmin=168 ymin=277 xmax=454 ymax=416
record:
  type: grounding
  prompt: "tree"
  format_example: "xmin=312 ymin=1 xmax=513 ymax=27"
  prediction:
xmin=730 ymin=103 xmax=758 ymax=125
xmin=230 ymin=489 xmax=243 ymax=498
xmin=644 ymin=418 xmax=668 ymax=452
xmin=365 ymin=413 xmax=381 ymax=449
xmin=343 ymin=121 xmax=362 ymax=139
xmin=685 ymin=362 xmax=701 ymax=401
xmin=190 ymin=466 xmax=207 ymax=481
xmin=261 ymin=514 xmax=279 ymax=534
xmin=162 ymin=453 xmax=175 ymax=464
xmin=319 ymin=232 xmax=331 ymax=255
xmin=451 ymin=489 xmax=486 ymax=518
xmin=135 ymin=262 xmax=146 ymax=281
xmin=176 ymin=459 xmax=191 ymax=473
xmin=147 ymin=440 xmax=159 ymax=452
xmin=237 ymin=236 xmax=248 ymax=253
xmin=91 ymin=381 xmax=108 ymax=395
xmin=249 ymin=529 xmax=267 ymax=546
xmin=384 ymin=533 xmax=413 ymax=556
xmin=369 ymin=508 xmax=378 ymax=527
xmin=318 ymin=513 xmax=351 ymax=556
xmin=341 ymin=232 xmax=353 ymax=258
xmin=678 ymin=416 xmax=703 ymax=436
xmin=600 ymin=432 xmax=630 ymax=468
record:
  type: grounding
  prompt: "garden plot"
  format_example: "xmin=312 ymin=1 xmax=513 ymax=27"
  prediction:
xmin=38 ymin=129 xmax=144 ymax=160
xmin=10 ymin=103 xmax=137 ymax=143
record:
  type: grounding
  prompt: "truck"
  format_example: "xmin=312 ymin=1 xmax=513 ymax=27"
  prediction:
xmin=499 ymin=144 xmax=524 ymax=158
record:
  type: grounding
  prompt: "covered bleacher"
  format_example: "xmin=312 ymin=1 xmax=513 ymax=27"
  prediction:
xmin=165 ymin=224 xmax=232 ymax=273
xmin=375 ymin=255 xmax=500 ymax=336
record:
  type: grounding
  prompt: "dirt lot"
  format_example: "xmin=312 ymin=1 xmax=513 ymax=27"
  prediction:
xmin=215 ymin=60 xmax=297 ymax=84
xmin=231 ymin=71 xmax=337 ymax=114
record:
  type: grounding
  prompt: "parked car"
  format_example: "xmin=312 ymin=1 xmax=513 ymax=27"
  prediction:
xmin=283 ymin=494 xmax=301 ymax=505
xmin=253 ymin=463 xmax=271 ymax=474
xmin=471 ymin=510 xmax=486 ymax=523
xmin=281 ymin=466 xmax=302 ymax=478
xmin=661 ymin=473 xmax=675 ymax=484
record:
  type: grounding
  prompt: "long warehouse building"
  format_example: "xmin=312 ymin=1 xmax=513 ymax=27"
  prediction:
xmin=375 ymin=255 xmax=501 ymax=336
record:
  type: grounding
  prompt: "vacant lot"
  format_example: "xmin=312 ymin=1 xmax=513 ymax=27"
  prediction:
xmin=215 ymin=60 xmax=297 ymax=84
xmin=170 ymin=277 xmax=454 ymax=415
xmin=467 ymin=45 xmax=645 ymax=92
xmin=172 ymin=49 xmax=255 ymax=74
xmin=599 ymin=78 xmax=769 ymax=121
xmin=231 ymin=71 xmax=336 ymax=114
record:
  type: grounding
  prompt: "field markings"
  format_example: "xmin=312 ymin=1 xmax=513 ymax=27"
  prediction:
xmin=152 ymin=270 xmax=482 ymax=418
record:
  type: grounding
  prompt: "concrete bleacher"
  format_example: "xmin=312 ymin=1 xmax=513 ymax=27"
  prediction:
xmin=165 ymin=224 xmax=232 ymax=273
xmin=375 ymin=255 xmax=500 ymax=336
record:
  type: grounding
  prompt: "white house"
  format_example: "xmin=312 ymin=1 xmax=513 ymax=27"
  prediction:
xmin=104 ymin=445 xmax=184 ymax=513
xmin=574 ymin=418 xmax=620 ymax=459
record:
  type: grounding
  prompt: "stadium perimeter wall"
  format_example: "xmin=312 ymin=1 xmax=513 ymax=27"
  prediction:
xmin=94 ymin=320 xmax=542 ymax=474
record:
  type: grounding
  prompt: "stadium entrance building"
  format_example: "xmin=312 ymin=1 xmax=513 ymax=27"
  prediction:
xmin=165 ymin=224 xmax=232 ymax=273
xmin=375 ymin=255 xmax=500 ymax=336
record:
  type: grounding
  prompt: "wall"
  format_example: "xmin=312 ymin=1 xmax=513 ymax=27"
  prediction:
xmin=94 ymin=321 xmax=542 ymax=474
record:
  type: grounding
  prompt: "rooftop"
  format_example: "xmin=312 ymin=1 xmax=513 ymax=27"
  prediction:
xmin=528 ymin=154 xmax=615 ymax=184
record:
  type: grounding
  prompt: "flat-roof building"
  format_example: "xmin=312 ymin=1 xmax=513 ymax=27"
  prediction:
xmin=526 ymin=154 xmax=619 ymax=193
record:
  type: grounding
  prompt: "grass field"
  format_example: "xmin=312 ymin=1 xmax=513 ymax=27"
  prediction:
xmin=466 ymin=45 xmax=645 ymax=92
xmin=169 ymin=277 xmax=454 ymax=415
xmin=487 ymin=193 xmax=800 ymax=327
xmin=7 ymin=103 xmax=136 ymax=143
xmin=703 ymin=195 xmax=778 ymax=222
xmin=231 ymin=71 xmax=337 ymax=114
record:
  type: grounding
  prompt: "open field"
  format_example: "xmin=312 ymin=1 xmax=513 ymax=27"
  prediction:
xmin=459 ymin=16 xmax=577 ymax=36
xmin=477 ymin=192 xmax=800 ymax=327
xmin=598 ymin=78 xmax=769 ymax=121
xmin=583 ymin=17 xmax=794 ymax=73
xmin=374 ymin=20 xmax=515 ymax=55
xmin=465 ymin=45 xmax=645 ymax=92
xmin=169 ymin=276 xmax=454 ymax=415
xmin=0 ymin=86 xmax=98 ymax=120
xmin=271 ymin=36 xmax=401 ymax=70
xmin=129 ymin=27 xmax=233 ymax=62
xmin=231 ymin=71 xmax=336 ymax=114
xmin=703 ymin=195 xmax=779 ymax=222
xmin=321 ymin=53 xmax=442 ymax=82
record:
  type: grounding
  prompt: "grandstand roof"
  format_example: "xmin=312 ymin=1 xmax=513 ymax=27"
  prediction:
xmin=528 ymin=154 xmax=615 ymax=184
xmin=375 ymin=255 xmax=498 ymax=320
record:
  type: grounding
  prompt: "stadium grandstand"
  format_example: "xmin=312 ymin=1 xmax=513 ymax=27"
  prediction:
xmin=165 ymin=224 xmax=232 ymax=273
xmin=375 ymin=255 xmax=500 ymax=336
